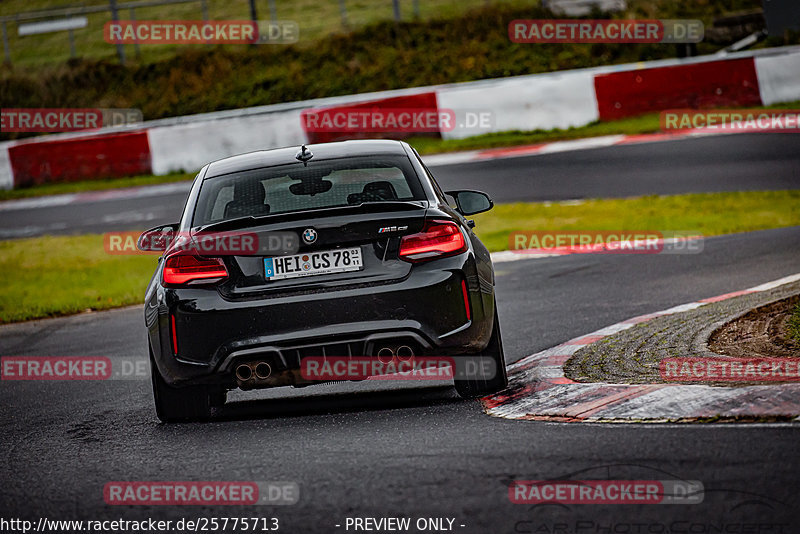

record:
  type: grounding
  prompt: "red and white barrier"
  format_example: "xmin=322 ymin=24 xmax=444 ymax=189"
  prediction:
xmin=300 ymin=92 xmax=441 ymax=144
xmin=593 ymin=57 xmax=762 ymax=121
xmin=1 ymin=46 xmax=798 ymax=190
xmin=148 ymin=109 xmax=307 ymax=176
xmin=7 ymin=131 xmax=151 ymax=188
xmin=436 ymin=69 xmax=599 ymax=140
xmin=0 ymin=147 xmax=12 ymax=190
xmin=755 ymin=52 xmax=800 ymax=105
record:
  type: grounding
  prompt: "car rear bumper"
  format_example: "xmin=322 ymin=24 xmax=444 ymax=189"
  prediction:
xmin=150 ymin=254 xmax=495 ymax=386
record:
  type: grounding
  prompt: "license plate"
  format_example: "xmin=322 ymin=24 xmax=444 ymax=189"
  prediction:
xmin=264 ymin=247 xmax=363 ymax=281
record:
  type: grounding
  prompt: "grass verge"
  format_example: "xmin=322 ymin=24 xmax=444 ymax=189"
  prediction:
xmin=0 ymin=235 xmax=157 ymax=323
xmin=472 ymin=190 xmax=800 ymax=252
xmin=1 ymin=190 xmax=798 ymax=323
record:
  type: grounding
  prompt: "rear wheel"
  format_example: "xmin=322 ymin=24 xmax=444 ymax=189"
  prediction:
xmin=454 ymin=309 xmax=508 ymax=399
xmin=150 ymin=349 xmax=225 ymax=422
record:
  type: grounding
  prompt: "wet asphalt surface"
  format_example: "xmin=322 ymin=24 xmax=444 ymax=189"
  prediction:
xmin=1 ymin=227 xmax=799 ymax=532
xmin=1 ymin=135 xmax=799 ymax=532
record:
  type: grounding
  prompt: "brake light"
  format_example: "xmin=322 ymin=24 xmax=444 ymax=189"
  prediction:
xmin=399 ymin=220 xmax=467 ymax=262
xmin=163 ymin=254 xmax=228 ymax=285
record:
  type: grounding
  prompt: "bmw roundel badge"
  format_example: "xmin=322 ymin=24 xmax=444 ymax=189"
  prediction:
xmin=302 ymin=228 xmax=318 ymax=244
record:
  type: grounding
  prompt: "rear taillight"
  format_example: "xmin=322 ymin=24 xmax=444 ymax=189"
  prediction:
xmin=399 ymin=220 xmax=467 ymax=262
xmin=163 ymin=254 xmax=228 ymax=285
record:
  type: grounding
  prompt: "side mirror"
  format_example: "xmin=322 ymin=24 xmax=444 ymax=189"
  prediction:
xmin=138 ymin=224 xmax=179 ymax=252
xmin=445 ymin=190 xmax=494 ymax=216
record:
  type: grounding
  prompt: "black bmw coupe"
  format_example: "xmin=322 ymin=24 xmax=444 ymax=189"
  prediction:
xmin=140 ymin=140 xmax=507 ymax=421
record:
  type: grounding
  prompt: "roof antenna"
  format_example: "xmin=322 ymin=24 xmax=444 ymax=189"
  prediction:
xmin=295 ymin=144 xmax=313 ymax=166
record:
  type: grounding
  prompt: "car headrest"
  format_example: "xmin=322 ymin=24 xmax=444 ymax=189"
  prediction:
xmin=362 ymin=181 xmax=398 ymax=200
xmin=224 ymin=181 xmax=270 ymax=218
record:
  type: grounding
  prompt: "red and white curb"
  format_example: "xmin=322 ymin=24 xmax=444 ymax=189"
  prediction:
xmin=422 ymin=129 xmax=752 ymax=167
xmin=482 ymin=273 xmax=800 ymax=422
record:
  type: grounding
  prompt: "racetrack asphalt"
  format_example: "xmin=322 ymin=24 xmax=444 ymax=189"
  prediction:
xmin=1 ymin=132 xmax=798 ymax=239
xmin=2 ymin=132 xmax=800 ymax=530
xmin=1 ymin=226 xmax=799 ymax=530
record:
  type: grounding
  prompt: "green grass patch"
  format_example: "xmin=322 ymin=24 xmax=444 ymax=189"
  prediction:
xmin=0 ymin=172 xmax=194 ymax=201
xmin=1 ymin=190 xmax=798 ymax=323
xmin=472 ymin=190 xmax=800 ymax=252
xmin=0 ymin=0 xmax=512 ymax=68
xmin=0 ymin=235 xmax=157 ymax=323
xmin=789 ymin=303 xmax=800 ymax=344
xmin=0 ymin=0 xmax=773 ymax=69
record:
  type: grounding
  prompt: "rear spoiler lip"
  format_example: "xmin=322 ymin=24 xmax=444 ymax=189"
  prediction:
xmin=193 ymin=200 xmax=429 ymax=234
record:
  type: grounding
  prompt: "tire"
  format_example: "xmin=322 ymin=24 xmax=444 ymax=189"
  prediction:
xmin=150 ymin=349 xmax=225 ymax=422
xmin=454 ymin=309 xmax=509 ymax=399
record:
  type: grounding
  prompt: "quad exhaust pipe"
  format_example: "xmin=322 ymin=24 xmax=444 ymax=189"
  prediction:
xmin=396 ymin=345 xmax=414 ymax=362
xmin=234 ymin=344 xmax=417 ymax=389
xmin=236 ymin=361 xmax=272 ymax=386
xmin=376 ymin=344 xmax=415 ymax=363
xmin=235 ymin=364 xmax=252 ymax=381
xmin=255 ymin=362 xmax=272 ymax=380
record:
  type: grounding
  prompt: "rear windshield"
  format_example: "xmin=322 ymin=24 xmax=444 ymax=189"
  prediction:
xmin=193 ymin=155 xmax=425 ymax=227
